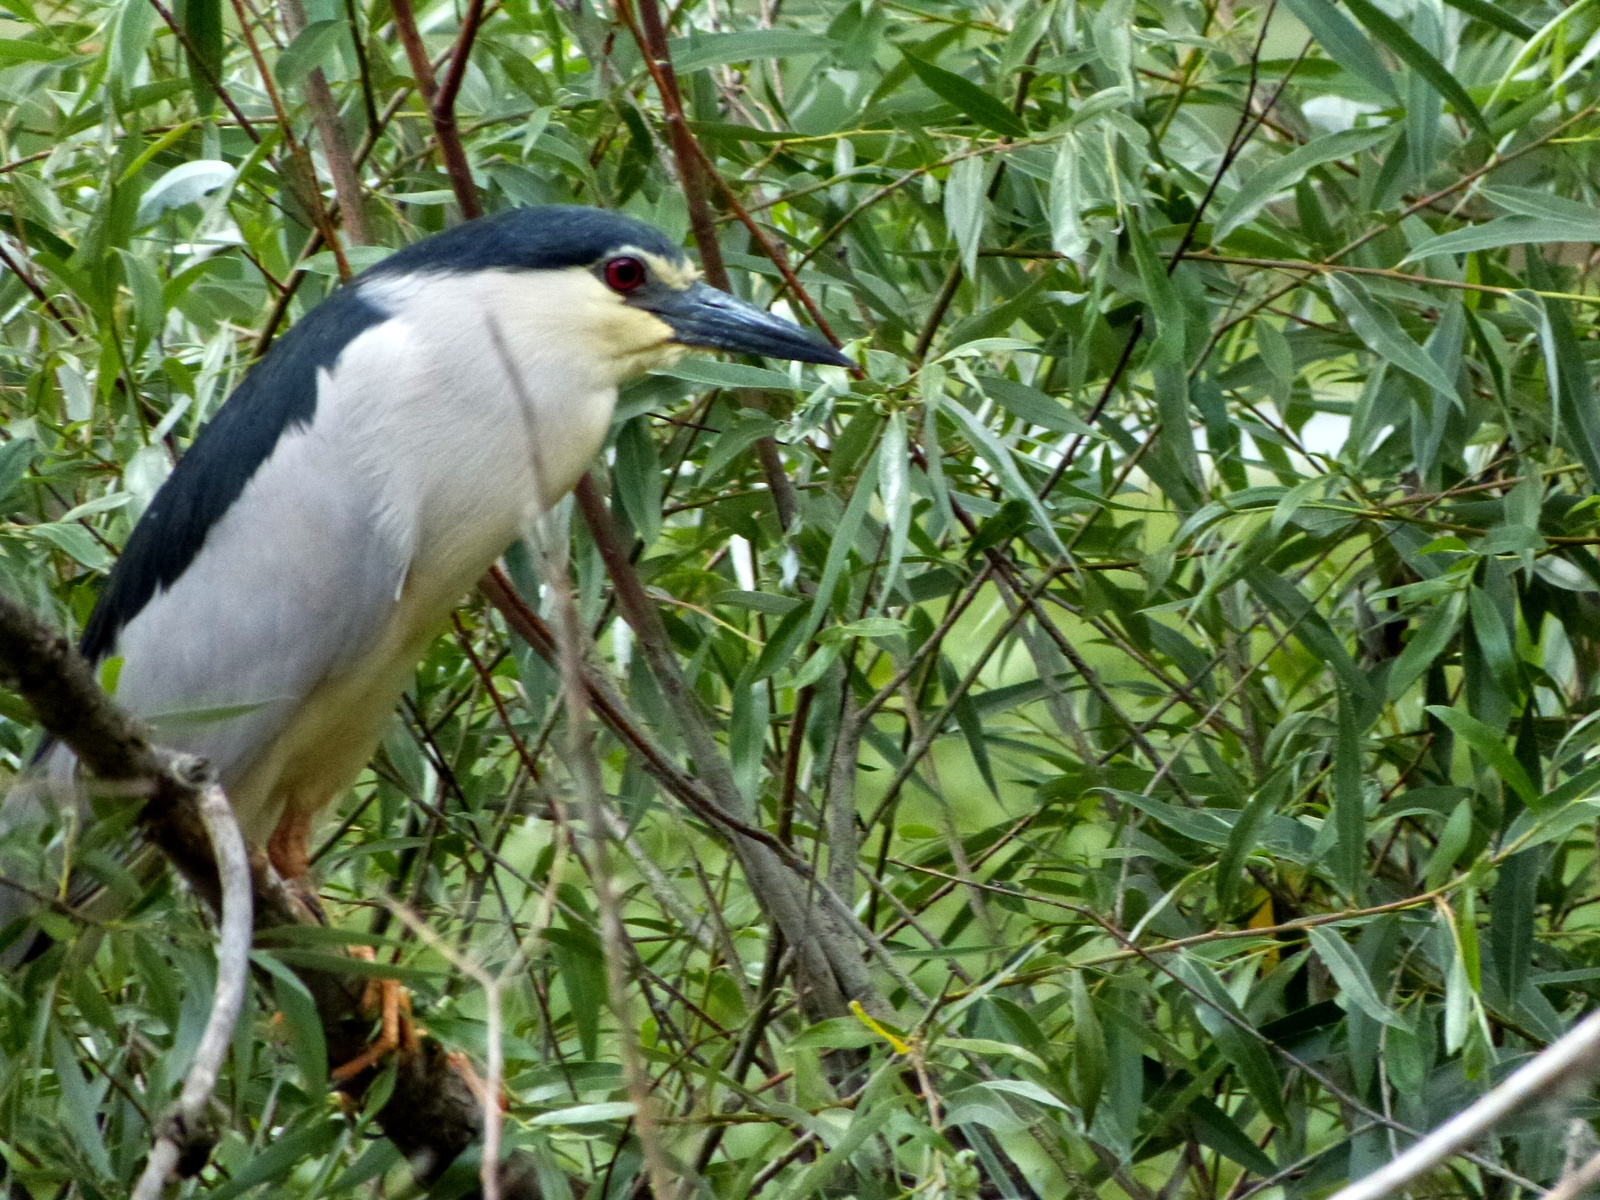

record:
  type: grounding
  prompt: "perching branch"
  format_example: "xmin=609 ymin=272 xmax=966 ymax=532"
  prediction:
xmin=131 ymin=781 xmax=251 ymax=1199
xmin=1330 ymin=1008 xmax=1600 ymax=1200
xmin=0 ymin=595 xmax=250 ymax=1186
xmin=0 ymin=594 xmax=548 ymax=1198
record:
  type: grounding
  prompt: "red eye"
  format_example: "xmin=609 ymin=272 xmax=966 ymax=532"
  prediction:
xmin=604 ymin=256 xmax=648 ymax=293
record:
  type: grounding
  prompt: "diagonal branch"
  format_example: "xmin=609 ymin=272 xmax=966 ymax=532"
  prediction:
xmin=389 ymin=0 xmax=482 ymax=217
xmin=280 ymin=0 xmax=370 ymax=244
xmin=0 ymin=596 xmax=547 ymax=1198
xmin=131 ymin=781 xmax=250 ymax=1200
xmin=1331 ymin=1008 xmax=1600 ymax=1200
xmin=570 ymin=476 xmax=897 ymax=1016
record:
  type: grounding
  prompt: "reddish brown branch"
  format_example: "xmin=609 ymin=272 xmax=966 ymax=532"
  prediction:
xmin=616 ymin=0 xmax=726 ymax=287
xmin=390 ymin=0 xmax=482 ymax=218
xmin=0 ymin=237 xmax=80 ymax=336
xmin=434 ymin=0 xmax=488 ymax=125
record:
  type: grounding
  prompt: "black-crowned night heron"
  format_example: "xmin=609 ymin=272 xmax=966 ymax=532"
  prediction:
xmin=15 ymin=204 xmax=848 ymax=900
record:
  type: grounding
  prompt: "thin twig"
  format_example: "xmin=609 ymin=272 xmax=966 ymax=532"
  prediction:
xmin=389 ymin=0 xmax=482 ymax=216
xmin=381 ymin=900 xmax=511 ymax=1200
xmin=132 ymin=782 xmax=252 ymax=1199
xmin=146 ymin=0 xmax=263 ymax=142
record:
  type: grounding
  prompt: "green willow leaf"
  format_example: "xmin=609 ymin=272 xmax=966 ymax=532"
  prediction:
xmin=613 ymin=415 xmax=663 ymax=546
xmin=1280 ymin=0 xmax=1398 ymax=97
xmin=1439 ymin=0 xmax=1533 ymax=38
xmin=1071 ymin=973 xmax=1106 ymax=1126
xmin=1402 ymin=215 xmax=1600 ymax=261
xmin=1212 ymin=127 xmax=1392 ymax=242
xmin=274 ymin=18 xmax=345 ymax=87
xmin=1333 ymin=687 xmax=1366 ymax=902
xmin=0 ymin=38 xmax=69 ymax=62
xmin=180 ymin=0 xmax=222 ymax=113
xmin=1425 ymin=705 xmax=1539 ymax=806
xmin=1171 ymin=956 xmax=1289 ymax=1128
xmin=1308 ymin=926 xmax=1407 ymax=1027
xmin=669 ymin=28 xmax=838 ymax=70
xmin=1328 ymin=273 xmax=1459 ymax=401
xmin=903 ymin=52 xmax=1028 ymax=138
xmin=1342 ymin=0 xmax=1491 ymax=137
xmin=1388 ymin=591 xmax=1465 ymax=700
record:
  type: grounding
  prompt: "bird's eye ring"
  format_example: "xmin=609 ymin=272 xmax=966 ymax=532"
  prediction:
xmin=604 ymin=256 xmax=648 ymax=293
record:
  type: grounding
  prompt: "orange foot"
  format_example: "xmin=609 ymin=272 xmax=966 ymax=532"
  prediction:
xmin=447 ymin=1050 xmax=510 ymax=1113
xmin=330 ymin=946 xmax=423 ymax=1082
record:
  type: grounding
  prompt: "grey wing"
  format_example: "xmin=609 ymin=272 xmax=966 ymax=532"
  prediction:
xmin=105 ymin=405 xmax=411 ymax=840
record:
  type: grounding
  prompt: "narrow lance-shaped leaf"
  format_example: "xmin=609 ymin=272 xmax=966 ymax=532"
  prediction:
xmin=1217 ymin=770 xmax=1287 ymax=914
xmin=1328 ymin=273 xmax=1459 ymax=402
xmin=1246 ymin=566 xmax=1374 ymax=711
xmin=793 ymin=445 xmax=882 ymax=654
xmin=1308 ymin=926 xmax=1406 ymax=1027
xmin=1213 ymin=127 xmax=1393 ymax=242
xmin=1402 ymin=216 xmax=1600 ymax=262
xmin=941 ymin=655 xmax=998 ymax=798
xmin=1281 ymin=0 xmax=1398 ymax=97
xmin=613 ymin=415 xmax=663 ymax=546
xmin=1342 ymin=0 xmax=1491 ymax=138
xmin=1333 ymin=687 xmax=1367 ymax=902
xmin=1170 ymin=956 xmax=1289 ymax=1128
xmin=1071 ymin=972 xmax=1106 ymax=1126
xmin=1388 ymin=590 xmax=1465 ymax=700
xmin=180 ymin=0 xmax=223 ymax=114
xmin=1129 ymin=210 xmax=1202 ymax=501
xmin=903 ymin=52 xmax=1029 ymax=138
xmin=274 ymin=18 xmax=347 ymax=88
xmin=1527 ymin=255 xmax=1600 ymax=492
xmin=1438 ymin=0 xmax=1533 ymax=38
xmin=945 ymin=155 xmax=988 ymax=279
xmin=942 ymin=395 xmax=1068 ymax=557
xmin=877 ymin=411 xmax=911 ymax=604
xmin=1049 ymin=130 xmax=1089 ymax=258
xmin=1490 ymin=848 xmax=1544 ymax=1005
xmin=1425 ymin=705 xmax=1539 ymax=806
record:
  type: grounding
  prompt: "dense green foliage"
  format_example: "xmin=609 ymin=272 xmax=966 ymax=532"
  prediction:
xmin=2 ymin=0 xmax=1600 ymax=1193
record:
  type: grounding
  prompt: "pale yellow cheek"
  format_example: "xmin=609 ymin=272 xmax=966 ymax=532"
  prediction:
xmin=595 ymin=308 xmax=680 ymax=379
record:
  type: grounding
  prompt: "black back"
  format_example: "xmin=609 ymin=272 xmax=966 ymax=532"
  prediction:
xmin=79 ymin=286 xmax=387 ymax=662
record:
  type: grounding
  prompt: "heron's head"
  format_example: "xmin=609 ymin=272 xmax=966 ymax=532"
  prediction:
xmin=362 ymin=206 xmax=853 ymax=384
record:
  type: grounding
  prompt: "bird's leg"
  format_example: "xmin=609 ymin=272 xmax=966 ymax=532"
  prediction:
xmin=266 ymin=805 xmax=327 ymax=921
xmin=330 ymin=946 xmax=423 ymax=1082
xmin=266 ymin=807 xmax=314 ymax=881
